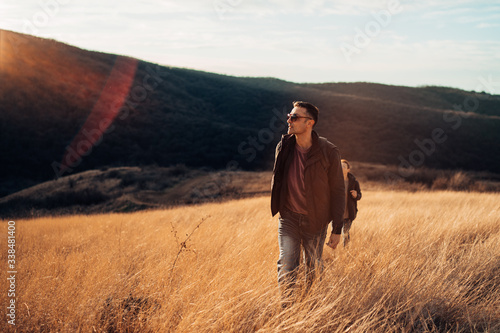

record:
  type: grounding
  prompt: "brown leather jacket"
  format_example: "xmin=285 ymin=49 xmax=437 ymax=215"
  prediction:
xmin=271 ymin=131 xmax=345 ymax=234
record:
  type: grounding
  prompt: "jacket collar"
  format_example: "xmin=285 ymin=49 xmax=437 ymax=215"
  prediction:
xmin=306 ymin=131 xmax=323 ymax=167
xmin=310 ymin=130 xmax=321 ymax=152
xmin=281 ymin=131 xmax=323 ymax=168
xmin=281 ymin=130 xmax=320 ymax=149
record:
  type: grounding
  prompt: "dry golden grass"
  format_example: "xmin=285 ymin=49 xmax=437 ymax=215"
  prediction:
xmin=1 ymin=190 xmax=499 ymax=332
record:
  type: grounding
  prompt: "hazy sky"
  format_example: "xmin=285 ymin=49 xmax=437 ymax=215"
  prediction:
xmin=2 ymin=0 xmax=500 ymax=92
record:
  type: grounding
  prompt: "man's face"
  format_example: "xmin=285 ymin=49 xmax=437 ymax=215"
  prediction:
xmin=287 ymin=106 xmax=313 ymax=135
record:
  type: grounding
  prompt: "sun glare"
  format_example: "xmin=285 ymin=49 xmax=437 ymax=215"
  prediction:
xmin=0 ymin=30 xmax=17 ymax=72
xmin=0 ymin=30 xmax=7 ymax=70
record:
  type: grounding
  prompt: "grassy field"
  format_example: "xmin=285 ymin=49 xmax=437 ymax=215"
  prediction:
xmin=1 ymin=189 xmax=499 ymax=332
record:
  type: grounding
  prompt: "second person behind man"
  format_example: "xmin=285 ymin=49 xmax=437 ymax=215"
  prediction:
xmin=340 ymin=159 xmax=362 ymax=247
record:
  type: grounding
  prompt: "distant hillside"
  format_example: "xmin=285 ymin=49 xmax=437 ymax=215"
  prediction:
xmin=0 ymin=165 xmax=273 ymax=218
xmin=2 ymin=161 xmax=498 ymax=219
xmin=1 ymin=29 xmax=499 ymax=197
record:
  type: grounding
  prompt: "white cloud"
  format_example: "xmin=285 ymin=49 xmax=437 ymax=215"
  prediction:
xmin=456 ymin=12 xmax=500 ymax=24
xmin=1 ymin=0 xmax=499 ymax=91
xmin=477 ymin=22 xmax=500 ymax=29
xmin=421 ymin=7 xmax=471 ymax=19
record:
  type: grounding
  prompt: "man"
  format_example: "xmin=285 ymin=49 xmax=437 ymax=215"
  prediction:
xmin=340 ymin=159 xmax=362 ymax=247
xmin=271 ymin=101 xmax=345 ymax=305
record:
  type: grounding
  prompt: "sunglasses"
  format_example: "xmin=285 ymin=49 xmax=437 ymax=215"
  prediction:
xmin=287 ymin=113 xmax=313 ymax=122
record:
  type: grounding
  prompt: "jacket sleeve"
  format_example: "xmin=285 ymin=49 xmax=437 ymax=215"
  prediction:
xmin=270 ymin=140 xmax=283 ymax=216
xmin=272 ymin=141 xmax=280 ymax=174
xmin=328 ymin=149 xmax=345 ymax=234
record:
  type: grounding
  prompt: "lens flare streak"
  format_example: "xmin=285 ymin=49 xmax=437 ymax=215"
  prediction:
xmin=58 ymin=56 xmax=138 ymax=175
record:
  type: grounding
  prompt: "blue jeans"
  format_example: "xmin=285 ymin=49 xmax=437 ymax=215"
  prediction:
xmin=277 ymin=208 xmax=328 ymax=303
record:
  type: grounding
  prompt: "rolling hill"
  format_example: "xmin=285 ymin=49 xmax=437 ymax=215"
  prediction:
xmin=1 ymin=29 xmax=500 ymax=197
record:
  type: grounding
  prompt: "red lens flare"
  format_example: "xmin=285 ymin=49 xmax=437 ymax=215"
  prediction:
xmin=58 ymin=56 xmax=138 ymax=176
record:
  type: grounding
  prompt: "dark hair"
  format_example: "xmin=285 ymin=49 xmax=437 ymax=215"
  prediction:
xmin=293 ymin=101 xmax=319 ymax=126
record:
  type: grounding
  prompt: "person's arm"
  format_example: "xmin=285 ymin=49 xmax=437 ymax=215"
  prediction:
xmin=270 ymin=140 xmax=283 ymax=216
xmin=326 ymin=148 xmax=345 ymax=249
xmin=350 ymin=177 xmax=361 ymax=200
xmin=329 ymin=149 xmax=345 ymax=234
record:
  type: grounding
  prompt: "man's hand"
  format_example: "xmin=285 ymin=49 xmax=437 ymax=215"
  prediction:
xmin=326 ymin=233 xmax=341 ymax=249
xmin=350 ymin=190 xmax=357 ymax=198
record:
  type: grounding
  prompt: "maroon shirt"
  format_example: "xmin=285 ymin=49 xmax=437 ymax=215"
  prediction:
xmin=285 ymin=143 xmax=310 ymax=215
